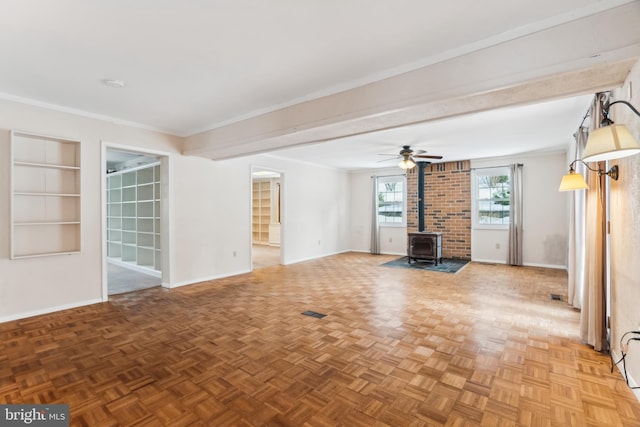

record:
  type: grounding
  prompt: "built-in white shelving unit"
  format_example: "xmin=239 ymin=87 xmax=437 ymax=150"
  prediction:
xmin=252 ymin=179 xmax=271 ymax=244
xmin=107 ymin=163 xmax=161 ymax=276
xmin=252 ymin=178 xmax=281 ymax=246
xmin=10 ymin=131 xmax=81 ymax=259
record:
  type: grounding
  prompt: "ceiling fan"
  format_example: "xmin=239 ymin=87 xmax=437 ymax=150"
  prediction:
xmin=378 ymin=145 xmax=443 ymax=169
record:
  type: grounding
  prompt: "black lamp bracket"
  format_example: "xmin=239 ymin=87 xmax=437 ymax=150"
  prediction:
xmin=569 ymin=159 xmax=618 ymax=181
xmin=601 ymin=100 xmax=640 ymax=126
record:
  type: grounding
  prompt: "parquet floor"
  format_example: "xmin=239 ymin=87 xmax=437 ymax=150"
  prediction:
xmin=1 ymin=252 xmax=639 ymax=426
xmin=252 ymin=244 xmax=281 ymax=270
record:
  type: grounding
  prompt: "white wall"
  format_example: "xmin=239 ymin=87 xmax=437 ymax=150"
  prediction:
xmin=0 ymin=99 xmax=182 ymax=321
xmin=350 ymin=157 xmax=570 ymax=264
xmin=471 ymin=152 xmax=569 ymax=268
xmin=0 ymin=99 xmax=353 ymax=321
xmin=246 ymin=156 xmax=352 ymax=265
xmin=165 ymin=155 xmax=280 ymax=286
xmin=349 ymin=169 xmax=408 ymax=255
xmin=608 ymin=58 xmax=640 ymax=399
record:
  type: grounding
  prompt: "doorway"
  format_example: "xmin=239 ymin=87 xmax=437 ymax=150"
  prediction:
xmin=104 ymin=146 xmax=168 ymax=296
xmin=251 ymin=169 xmax=282 ymax=269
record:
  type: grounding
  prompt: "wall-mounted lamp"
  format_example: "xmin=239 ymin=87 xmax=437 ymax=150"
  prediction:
xmin=559 ymin=99 xmax=640 ymax=191
xmin=582 ymin=100 xmax=640 ymax=162
xmin=558 ymin=160 xmax=618 ymax=191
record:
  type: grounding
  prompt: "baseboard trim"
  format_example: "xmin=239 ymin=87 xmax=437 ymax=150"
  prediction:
xmin=471 ymin=258 xmax=566 ymax=269
xmin=283 ymin=250 xmax=351 ymax=265
xmin=170 ymin=250 xmax=355 ymax=288
xmin=523 ymin=262 xmax=567 ymax=270
xmin=0 ymin=298 xmax=104 ymax=324
xmin=348 ymin=249 xmax=406 ymax=256
xmin=170 ymin=269 xmax=252 ymax=288
xmin=610 ymin=349 xmax=640 ymax=403
xmin=472 ymin=258 xmax=505 ymax=265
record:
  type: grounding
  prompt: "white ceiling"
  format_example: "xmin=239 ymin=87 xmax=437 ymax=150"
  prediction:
xmin=1 ymin=1 xmax=639 ymax=170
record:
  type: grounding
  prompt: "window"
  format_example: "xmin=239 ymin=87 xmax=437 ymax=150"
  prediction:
xmin=474 ymin=168 xmax=511 ymax=226
xmin=377 ymin=176 xmax=405 ymax=225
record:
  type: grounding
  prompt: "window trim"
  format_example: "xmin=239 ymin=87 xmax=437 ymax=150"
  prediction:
xmin=471 ymin=167 xmax=511 ymax=230
xmin=376 ymin=175 xmax=407 ymax=227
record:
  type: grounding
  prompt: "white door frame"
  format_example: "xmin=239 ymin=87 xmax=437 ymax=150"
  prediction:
xmin=250 ymin=165 xmax=284 ymax=269
xmin=101 ymin=141 xmax=173 ymax=301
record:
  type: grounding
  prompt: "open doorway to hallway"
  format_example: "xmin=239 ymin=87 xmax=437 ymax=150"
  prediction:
xmin=251 ymin=169 xmax=282 ymax=269
xmin=105 ymin=148 xmax=164 ymax=295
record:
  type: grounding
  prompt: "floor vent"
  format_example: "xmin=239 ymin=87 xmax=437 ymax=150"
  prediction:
xmin=550 ymin=294 xmax=563 ymax=301
xmin=301 ymin=310 xmax=327 ymax=319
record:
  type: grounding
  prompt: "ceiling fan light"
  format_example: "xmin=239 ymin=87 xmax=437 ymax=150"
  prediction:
xmin=398 ymin=158 xmax=416 ymax=170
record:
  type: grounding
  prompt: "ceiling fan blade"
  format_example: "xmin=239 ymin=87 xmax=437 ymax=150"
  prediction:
xmin=376 ymin=157 xmax=399 ymax=163
xmin=413 ymin=154 xmax=443 ymax=159
xmin=378 ymin=153 xmax=401 ymax=157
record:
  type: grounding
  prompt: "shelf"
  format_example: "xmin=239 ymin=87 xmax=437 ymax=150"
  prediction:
xmin=108 ymin=217 xmax=122 ymax=229
xmin=13 ymin=161 xmax=80 ymax=170
xmin=106 ymin=162 xmax=161 ymax=273
xmin=137 ymin=168 xmax=154 ymax=185
xmin=252 ymin=178 xmax=274 ymax=245
xmin=14 ymin=221 xmax=80 ymax=225
xmin=14 ymin=192 xmax=80 ymax=197
xmin=11 ymin=130 xmax=82 ymax=258
xmin=107 ymin=242 xmax=122 ymax=258
xmin=12 ymin=250 xmax=81 ymax=259
xmin=122 ymin=171 xmax=136 ymax=187
xmin=122 ymin=231 xmax=136 ymax=244
xmin=13 ymin=165 xmax=80 ymax=194
xmin=137 ymin=234 xmax=154 ymax=247
xmin=108 ymin=189 xmax=122 ymax=203
xmin=122 ymin=218 xmax=136 ymax=230
xmin=122 ymin=245 xmax=136 ymax=262
xmin=122 ymin=187 xmax=136 ymax=202
xmin=12 ymin=222 xmax=80 ymax=258
xmin=108 ymin=175 xmax=122 ymax=189
xmin=12 ymin=131 xmax=79 ymax=163
xmin=137 ymin=183 xmax=154 ymax=200
xmin=122 ymin=203 xmax=136 ymax=217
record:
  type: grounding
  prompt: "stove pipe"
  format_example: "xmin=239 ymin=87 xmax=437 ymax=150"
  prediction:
xmin=417 ymin=162 xmax=427 ymax=232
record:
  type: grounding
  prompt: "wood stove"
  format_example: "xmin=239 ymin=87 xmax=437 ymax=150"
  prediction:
xmin=407 ymin=232 xmax=443 ymax=265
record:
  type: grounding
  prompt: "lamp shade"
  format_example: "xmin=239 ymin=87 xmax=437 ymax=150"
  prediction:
xmin=558 ymin=171 xmax=588 ymax=191
xmin=398 ymin=158 xmax=416 ymax=170
xmin=582 ymin=124 xmax=640 ymax=162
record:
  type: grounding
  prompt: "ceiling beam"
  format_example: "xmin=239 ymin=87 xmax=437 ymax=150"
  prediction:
xmin=183 ymin=3 xmax=640 ymax=160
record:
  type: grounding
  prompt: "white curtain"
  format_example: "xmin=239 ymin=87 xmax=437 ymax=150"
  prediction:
xmin=370 ymin=176 xmax=380 ymax=255
xmin=507 ymin=164 xmax=523 ymax=265
xmin=567 ymin=128 xmax=588 ymax=309
xmin=580 ymin=93 xmax=608 ymax=352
